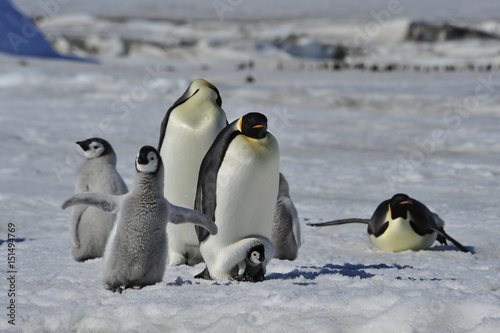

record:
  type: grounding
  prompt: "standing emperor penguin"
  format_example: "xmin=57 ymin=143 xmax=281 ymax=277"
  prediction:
xmin=61 ymin=146 xmax=217 ymax=293
xmin=69 ymin=138 xmax=128 ymax=262
xmin=271 ymin=173 xmax=301 ymax=260
xmin=307 ymin=193 xmax=472 ymax=253
xmin=194 ymin=112 xmax=280 ymax=282
xmin=158 ymin=79 xmax=227 ymax=266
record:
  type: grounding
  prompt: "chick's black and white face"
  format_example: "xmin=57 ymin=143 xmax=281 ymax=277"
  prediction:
xmin=249 ymin=251 xmax=262 ymax=264
xmin=136 ymin=149 xmax=159 ymax=173
xmin=83 ymin=141 xmax=105 ymax=159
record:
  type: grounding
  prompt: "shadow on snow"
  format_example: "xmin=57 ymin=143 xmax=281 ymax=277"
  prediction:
xmin=0 ymin=238 xmax=35 ymax=246
xmin=267 ymin=263 xmax=413 ymax=282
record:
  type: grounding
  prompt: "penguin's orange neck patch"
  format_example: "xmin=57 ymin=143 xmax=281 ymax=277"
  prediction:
xmin=237 ymin=117 xmax=243 ymax=132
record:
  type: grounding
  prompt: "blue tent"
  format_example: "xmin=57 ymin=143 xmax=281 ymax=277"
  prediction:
xmin=0 ymin=0 xmax=97 ymax=63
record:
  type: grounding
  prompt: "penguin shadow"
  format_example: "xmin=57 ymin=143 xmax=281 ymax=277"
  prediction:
xmin=266 ymin=263 xmax=413 ymax=285
xmin=166 ymin=276 xmax=235 ymax=287
xmin=428 ymin=244 xmax=476 ymax=253
xmin=166 ymin=276 xmax=197 ymax=287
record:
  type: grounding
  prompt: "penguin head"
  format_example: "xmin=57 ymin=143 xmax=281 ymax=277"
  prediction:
xmin=247 ymin=244 xmax=266 ymax=265
xmin=77 ymin=138 xmax=113 ymax=159
xmin=238 ymin=112 xmax=268 ymax=139
xmin=135 ymin=146 xmax=162 ymax=174
xmin=388 ymin=193 xmax=413 ymax=220
xmin=182 ymin=79 xmax=222 ymax=107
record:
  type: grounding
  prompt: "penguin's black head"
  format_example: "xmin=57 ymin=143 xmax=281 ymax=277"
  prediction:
xmin=388 ymin=193 xmax=412 ymax=220
xmin=135 ymin=146 xmax=161 ymax=174
xmin=239 ymin=112 xmax=268 ymax=139
xmin=76 ymin=137 xmax=113 ymax=159
xmin=247 ymin=244 xmax=266 ymax=264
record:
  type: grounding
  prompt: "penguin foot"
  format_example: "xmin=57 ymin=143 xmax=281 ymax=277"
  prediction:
xmin=233 ymin=274 xmax=248 ymax=282
xmin=106 ymin=284 xmax=124 ymax=294
xmin=168 ymin=252 xmax=188 ymax=266
xmin=194 ymin=266 xmax=212 ymax=280
xmin=233 ymin=267 xmax=265 ymax=282
xmin=106 ymin=283 xmax=144 ymax=293
xmin=233 ymin=273 xmax=264 ymax=283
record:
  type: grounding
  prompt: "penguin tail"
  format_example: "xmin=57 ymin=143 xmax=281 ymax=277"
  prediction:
xmin=433 ymin=227 xmax=473 ymax=254
xmin=306 ymin=218 xmax=370 ymax=227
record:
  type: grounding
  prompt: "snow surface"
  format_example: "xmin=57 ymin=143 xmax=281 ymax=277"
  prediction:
xmin=1 ymin=1 xmax=500 ymax=332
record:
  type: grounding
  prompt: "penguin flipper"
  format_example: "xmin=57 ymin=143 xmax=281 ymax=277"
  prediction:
xmin=306 ymin=218 xmax=370 ymax=227
xmin=284 ymin=197 xmax=301 ymax=247
xmin=61 ymin=192 xmax=121 ymax=214
xmin=432 ymin=227 xmax=472 ymax=253
xmin=292 ymin=212 xmax=301 ymax=248
xmin=167 ymin=202 xmax=218 ymax=236
xmin=431 ymin=214 xmax=472 ymax=253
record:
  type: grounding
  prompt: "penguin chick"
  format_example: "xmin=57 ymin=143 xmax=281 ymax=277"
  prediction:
xmin=158 ymin=79 xmax=227 ymax=267
xmin=62 ymin=146 xmax=217 ymax=292
xmin=69 ymin=138 xmax=128 ymax=262
xmin=234 ymin=244 xmax=266 ymax=282
xmin=271 ymin=173 xmax=301 ymax=260
xmin=307 ymin=193 xmax=472 ymax=253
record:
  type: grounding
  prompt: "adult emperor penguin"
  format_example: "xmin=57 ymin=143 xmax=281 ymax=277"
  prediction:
xmin=307 ymin=193 xmax=472 ymax=253
xmin=271 ymin=173 xmax=301 ymax=260
xmin=69 ymin=138 xmax=128 ymax=262
xmin=194 ymin=112 xmax=280 ymax=282
xmin=61 ymin=146 xmax=217 ymax=293
xmin=158 ymin=79 xmax=227 ymax=266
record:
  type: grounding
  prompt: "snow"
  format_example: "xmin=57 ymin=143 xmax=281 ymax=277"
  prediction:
xmin=1 ymin=1 xmax=500 ymax=332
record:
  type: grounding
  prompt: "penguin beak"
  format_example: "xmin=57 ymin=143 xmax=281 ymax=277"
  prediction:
xmin=253 ymin=124 xmax=267 ymax=139
xmin=137 ymin=153 xmax=149 ymax=165
xmin=399 ymin=200 xmax=412 ymax=205
xmin=76 ymin=141 xmax=88 ymax=151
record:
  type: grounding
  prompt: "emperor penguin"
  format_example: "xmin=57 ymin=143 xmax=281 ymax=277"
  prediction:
xmin=158 ymin=79 xmax=227 ymax=266
xmin=69 ymin=138 xmax=128 ymax=262
xmin=61 ymin=146 xmax=217 ymax=293
xmin=271 ymin=173 xmax=301 ymax=260
xmin=307 ymin=193 xmax=472 ymax=253
xmin=194 ymin=112 xmax=280 ymax=282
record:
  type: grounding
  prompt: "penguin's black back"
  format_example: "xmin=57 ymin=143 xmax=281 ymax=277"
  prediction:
xmin=194 ymin=118 xmax=241 ymax=242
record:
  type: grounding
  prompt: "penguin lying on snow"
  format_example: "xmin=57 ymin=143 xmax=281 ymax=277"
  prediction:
xmin=271 ymin=173 xmax=301 ymax=260
xmin=62 ymin=146 xmax=217 ymax=293
xmin=194 ymin=112 xmax=280 ymax=282
xmin=158 ymin=79 xmax=227 ymax=267
xmin=69 ymin=138 xmax=128 ymax=262
xmin=307 ymin=193 xmax=472 ymax=253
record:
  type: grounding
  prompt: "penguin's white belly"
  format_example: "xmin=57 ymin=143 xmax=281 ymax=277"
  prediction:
xmin=207 ymin=134 xmax=280 ymax=249
xmin=369 ymin=218 xmax=437 ymax=252
xmin=161 ymin=117 xmax=223 ymax=208
xmin=103 ymin=213 xmax=119 ymax=268
xmin=161 ymin=112 xmax=225 ymax=252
